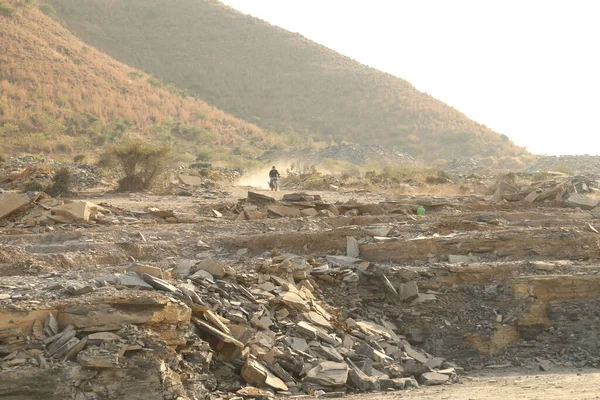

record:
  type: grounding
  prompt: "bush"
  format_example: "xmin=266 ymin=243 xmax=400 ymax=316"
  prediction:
xmin=45 ymin=167 xmax=73 ymax=197
xmin=39 ymin=3 xmax=56 ymax=17
xmin=195 ymin=149 xmax=212 ymax=162
xmin=24 ymin=180 xmax=44 ymax=192
xmin=0 ymin=155 xmax=5 ymax=165
xmin=190 ymin=161 xmax=211 ymax=169
xmin=73 ymin=154 xmax=86 ymax=164
xmin=0 ymin=1 xmax=15 ymax=17
xmin=104 ymin=139 xmax=172 ymax=191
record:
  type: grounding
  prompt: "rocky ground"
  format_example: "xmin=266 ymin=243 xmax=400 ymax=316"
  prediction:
xmin=2 ymin=157 xmax=600 ymax=399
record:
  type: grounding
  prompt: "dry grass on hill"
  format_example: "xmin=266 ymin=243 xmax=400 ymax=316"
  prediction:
xmin=0 ymin=0 xmax=274 ymax=164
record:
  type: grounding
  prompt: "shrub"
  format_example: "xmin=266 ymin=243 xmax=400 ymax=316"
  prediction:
xmin=24 ymin=180 xmax=44 ymax=192
xmin=73 ymin=154 xmax=86 ymax=164
xmin=45 ymin=167 xmax=73 ymax=197
xmin=195 ymin=149 xmax=212 ymax=162
xmin=39 ymin=3 xmax=56 ymax=17
xmin=104 ymin=139 xmax=172 ymax=191
xmin=127 ymin=71 xmax=143 ymax=79
xmin=0 ymin=155 xmax=5 ymax=165
xmin=0 ymin=1 xmax=15 ymax=17
xmin=190 ymin=161 xmax=211 ymax=169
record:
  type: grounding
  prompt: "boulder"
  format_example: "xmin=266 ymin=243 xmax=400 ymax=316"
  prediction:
xmin=193 ymin=258 xmax=226 ymax=278
xmin=0 ymin=192 xmax=31 ymax=220
xmin=241 ymin=358 xmax=288 ymax=391
xmin=51 ymin=201 xmax=104 ymax=223
xmin=305 ymin=362 xmax=349 ymax=387
xmin=346 ymin=236 xmax=360 ymax=258
xmin=566 ymin=194 xmax=599 ymax=210
xmin=420 ymin=371 xmax=449 ymax=385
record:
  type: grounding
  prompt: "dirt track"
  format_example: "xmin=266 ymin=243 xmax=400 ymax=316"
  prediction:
xmin=369 ymin=370 xmax=600 ymax=400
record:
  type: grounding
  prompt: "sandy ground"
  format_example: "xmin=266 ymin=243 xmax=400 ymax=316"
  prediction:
xmin=353 ymin=370 xmax=600 ymax=400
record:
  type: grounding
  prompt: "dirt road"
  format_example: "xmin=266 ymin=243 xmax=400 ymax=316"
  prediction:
xmin=354 ymin=370 xmax=600 ymax=400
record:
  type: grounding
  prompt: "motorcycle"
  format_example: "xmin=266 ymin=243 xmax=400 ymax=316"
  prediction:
xmin=268 ymin=177 xmax=279 ymax=191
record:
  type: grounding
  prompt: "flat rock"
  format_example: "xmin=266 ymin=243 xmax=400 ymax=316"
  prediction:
xmin=305 ymin=362 xmax=349 ymax=387
xmin=285 ymin=337 xmax=309 ymax=352
xmin=346 ymin=236 xmax=360 ymax=258
xmin=420 ymin=371 xmax=449 ymax=385
xmin=267 ymin=205 xmax=301 ymax=218
xmin=241 ymin=358 xmax=288 ymax=391
xmin=77 ymin=349 xmax=119 ymax=368
xmin=348 ymin=363 xmax=378 ymax=392
xmin=365 ymin=227 xmax=391 ymax=237
xmin=65 ymin=283 xmax=96 ymax=296
xmin=177 ymin=173 xmax=203 ymax=186
xmin=448 ymin=254 xmax=479 ymax=264
xmin=236 ymin=386 xmax=272 ymax=399
xmin=247 ymin=191 xmax=276 ymax=204
xmin=566 ymin=193 xmax=599 ymax=210
xmin=403 ymin=344 xmax=430 ymax=364
xmin=114 ymin=273 xmax=153 ymax=290
xmin=279 ymin=291 xmax=309 ymax=311
xmin=539 ymin=360 xmax=553 ymax=371
xmin=300 ymin=208 xmax=319 ymax=217
xmin=326 ymin=255 xmax=361 ymax=267
xmin=141 ymin=274 xmax=178 ymax=292
xmin=0 ymin=192 xmax=31 ymax=220
xmin=425 ymin=357 xmax=445 ymax=369
xmin=128 ymin=264 xmax=169 ymax=280
xmin=356 ymin=320 xmax=393 ymax=340
xmin=304 ymin=311 xmax=333 ymax=330
xmin=530 ymin=261 xmax=556 ymax=271
xmin=189 ymin=269 xmax=215 ymax=282
xmin=193 ymin=257 xmax=226 ymax=278
xmin=399 ymin=281 xmax=419 ymax=301
xmin=87 ymin=332 xmax=122 ymax=342
xmin=172 ymin=259 xmax=195 ymax=278
xmin=147 ymin=208 xmax=175 ymax=218
xmin=51 ymin=201 xmax=103 ymax=223
xmin=523 ymin=190 xmax=540 ymax=203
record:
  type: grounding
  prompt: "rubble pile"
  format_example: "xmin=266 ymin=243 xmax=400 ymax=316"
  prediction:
xmin=215 ymin=192 xmax=453 ymax=223
xmin=0 ymin=250 xmax=462 ymax=399
xmin=222 ymin=192 xmax=348 ymax=221
xmin=0 ymin=156 xmax=108 ymax=191
xmin=532 ymin=155 xmax=600 ymax=175
xmin=492 ymin=175 xmax=600 ymax=207
xmin=0 ymin=191 xmax=204 ymax=229
xmin=4 ymin=175 xmax=600 ymax=399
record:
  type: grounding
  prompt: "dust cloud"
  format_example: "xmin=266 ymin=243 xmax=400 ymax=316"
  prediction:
xmin=235 ymin=161 xmax=295 ymax=188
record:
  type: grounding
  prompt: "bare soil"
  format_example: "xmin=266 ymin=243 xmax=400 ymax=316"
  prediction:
xmin=365 ymin=370 xmax=600 ymax=400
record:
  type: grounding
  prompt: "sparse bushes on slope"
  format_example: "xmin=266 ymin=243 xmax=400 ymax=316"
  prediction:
xmin=47 ymin=0 xmax=526 ymax=160
xmin=0 ymin=1 xmax=16 ymax=16
xmin=103 ymin=139 xmax=172 ymax=191
xmin=0 ymin=6 xmax=279 ymax=161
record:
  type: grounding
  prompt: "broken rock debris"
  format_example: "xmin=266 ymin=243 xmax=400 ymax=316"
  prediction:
xmin=0 ymin=248 xmax=458 ymax=398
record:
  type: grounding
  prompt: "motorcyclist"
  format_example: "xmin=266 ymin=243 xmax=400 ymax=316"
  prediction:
xmin=269 ymin=166 xmax=281 ymax=191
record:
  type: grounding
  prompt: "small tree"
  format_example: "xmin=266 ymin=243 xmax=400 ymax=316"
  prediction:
xmin=105 ymin=139 xmax=172 ymax=191
xmin=46 ymin=167 xmax=73 ymax=197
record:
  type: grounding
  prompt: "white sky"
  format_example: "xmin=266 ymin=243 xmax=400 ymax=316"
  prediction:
xmin=220 ymin=0 xmax=600 ymax=155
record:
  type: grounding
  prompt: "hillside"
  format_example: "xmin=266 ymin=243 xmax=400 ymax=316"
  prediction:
xmin=47 ymin=0 xmax=525 ymax=161
xmin=0 ymin=0 xmax=274 ymax=165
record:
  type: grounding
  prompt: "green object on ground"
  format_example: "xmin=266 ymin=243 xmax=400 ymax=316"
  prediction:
xmin=416 ymin=206 xmax=425 ymax=215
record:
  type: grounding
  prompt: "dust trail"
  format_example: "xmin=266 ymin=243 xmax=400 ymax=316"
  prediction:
xmin=234 ymin=160 xmax=295 ymax=188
